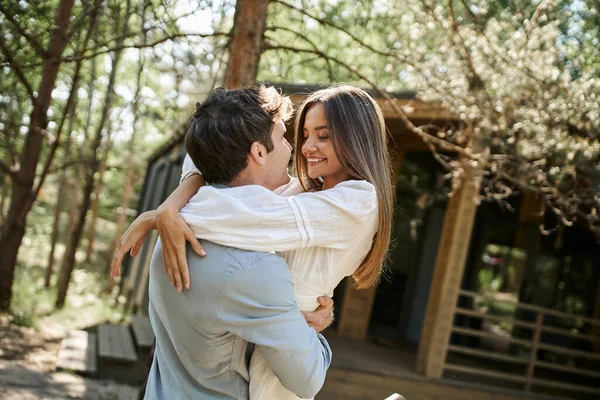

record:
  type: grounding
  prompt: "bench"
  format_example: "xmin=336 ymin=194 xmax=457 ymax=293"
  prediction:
xmin=98 ymin=323 xmax=137 ymax=363
xmin=131 ymin=315 xmax=154 ymax=349
xmin=56 ymin=330 xmax=97 ymax=375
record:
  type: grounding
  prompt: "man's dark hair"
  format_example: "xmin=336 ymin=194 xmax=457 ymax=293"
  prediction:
xmin=185 ymin=85 xmax=293 ymax=184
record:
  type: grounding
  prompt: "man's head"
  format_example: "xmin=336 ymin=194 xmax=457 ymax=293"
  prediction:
xmin=185 ymin=86 xmax=293 ymax=190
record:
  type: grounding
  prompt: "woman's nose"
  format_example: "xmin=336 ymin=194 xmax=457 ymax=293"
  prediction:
xmin=303 ymin=137 xmax=317 ymax=151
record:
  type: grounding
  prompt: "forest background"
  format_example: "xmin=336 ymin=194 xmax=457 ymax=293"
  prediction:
xmin=0 ymin=0 xmax=598 ymax=333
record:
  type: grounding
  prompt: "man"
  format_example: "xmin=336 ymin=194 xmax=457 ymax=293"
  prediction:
xmin=139 ymin=86 xmax=332 ymax=399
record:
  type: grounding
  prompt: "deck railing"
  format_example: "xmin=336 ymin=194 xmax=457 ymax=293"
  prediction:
xmin=442 ymin=289 xmax=600 ymax=397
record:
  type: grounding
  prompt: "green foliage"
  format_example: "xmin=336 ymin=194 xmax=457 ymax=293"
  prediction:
xmin=260 ymin=0 xmax=600 ymax=234
xmin=9 ymin=204 xmax=126 ymax=329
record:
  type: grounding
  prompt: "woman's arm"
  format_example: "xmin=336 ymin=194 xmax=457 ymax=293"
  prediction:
xmin=180 ymin=180 xmax=378 ymax=253
xmin=110 ymin=169 xmax=206 ymax=292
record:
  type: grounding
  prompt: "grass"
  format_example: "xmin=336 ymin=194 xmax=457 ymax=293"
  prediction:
xmin=7 ymin=204 xmax=128 ymax=333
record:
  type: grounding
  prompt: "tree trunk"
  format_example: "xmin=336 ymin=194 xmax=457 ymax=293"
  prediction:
xmin=0 ymin=0 xmax=75 ymax=311
xmin=46 ymin=2 xmax=99 ymax=288
xmin=56 ymin=0 xmax=132 ymax=308
xmin=84 ymin=144 xmax=111 ymax=262
xmin=0 ymin=176 xmax=9 ymax=224
xmin=68 ymin=41 xmax=98 ymax=240
xmin=105 ymin=6 xmax=147 ymax=291
xmin=46 ymin=105 xmax=78 ymax=287
xmin=223 ymin=0 xmax=270 ymax=89
xmin=83 ymin=167 xmax=102 ymax=262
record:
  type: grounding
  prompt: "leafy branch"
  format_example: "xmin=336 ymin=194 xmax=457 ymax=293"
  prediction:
xmin=0 ymin=35 xmax=35 ymax=102
xmin=0 ymin=7 xmax=47 ymax=57
xmin=13 ymin=32 xmax=230 ymax=68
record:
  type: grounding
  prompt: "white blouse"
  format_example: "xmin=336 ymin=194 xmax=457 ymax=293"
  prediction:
xmin=179 ymin=155 xmax=378 ymax=311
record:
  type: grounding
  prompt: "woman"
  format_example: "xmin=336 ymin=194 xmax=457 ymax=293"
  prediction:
xmin=114 ymin=85 xmax=394 ymax=399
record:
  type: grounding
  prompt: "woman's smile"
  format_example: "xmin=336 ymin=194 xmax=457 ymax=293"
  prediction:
xmin=307 ymin=157 xmax=327 ymax=166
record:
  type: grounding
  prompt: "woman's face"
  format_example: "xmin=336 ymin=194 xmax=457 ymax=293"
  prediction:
xmin=301 ymin=103 xmax=350 ymax=187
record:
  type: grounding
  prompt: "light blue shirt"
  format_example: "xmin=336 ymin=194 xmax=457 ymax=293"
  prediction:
xmin=144 ymin=239 xmax=332 ymax=400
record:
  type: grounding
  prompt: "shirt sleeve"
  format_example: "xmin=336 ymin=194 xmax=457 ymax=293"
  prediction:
xmin=217 ymin=255 xmax=332 ymax=399
xmin=180 ymin=153 xmax=201 ymax=184
xmin=179 ymin=180 xmax=378 ymax=252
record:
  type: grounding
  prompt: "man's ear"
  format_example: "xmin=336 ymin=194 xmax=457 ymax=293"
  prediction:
xmin=249 ymin=141 xmax=267 ymax=166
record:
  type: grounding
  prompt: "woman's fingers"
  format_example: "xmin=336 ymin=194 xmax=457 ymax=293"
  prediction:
xmin=110 ymin=247 xmax=125 ymax=277
xmin=130 ymin=234 xmax=146 ymax=257
xmin=170 ymin=251 xmax=184 ymax=292
xmin=165 ymin=255 xmax=175 ymax=286
xmin=175 ymin=242 xmax=191 ymax=290
xmin=110 ymin=212 xmax=154 ymax=277
xmin=178 ymin=230 xmax=205 ymax=290
xmin=111 ymin=235 xmax=136 ymax=277
xmin=162 ymin=236 xmax=185 ymax=292
xmin=301 ymin=296 xmax=334 ymax=332
xmin=163 ymin=252 xmax=175 ymax=287
xmin=187 ymin=232 xmax=206 ymax=257
xmin=317 ymin=295 xmax=333 ymax=308
xmin=156 ymin=213 xmax=206 ymax=292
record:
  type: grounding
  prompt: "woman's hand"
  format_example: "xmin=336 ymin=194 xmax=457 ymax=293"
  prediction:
xmin=156 ymin=206 xmax=206 ymax=292
xmin=110 ymin=210 xmax=157 ymax=277
xmin=302 ymin=296 xmax=334 ymax=333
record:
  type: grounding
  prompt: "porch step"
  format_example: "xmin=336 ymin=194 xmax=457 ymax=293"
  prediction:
xmin=131 ymin=315 xmax=154 ymax=349
xmin=98 ymin=323 xmax=137 ymax=363
xmin=56 ymin=330 xmax=97 ymax=375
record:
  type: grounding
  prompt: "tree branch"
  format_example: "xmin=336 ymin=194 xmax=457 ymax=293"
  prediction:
xmin=459 ymin=0 xmax=548 ymax=88
xmin=273 ymin=0 xmax=392 ymax=58
xmin=83 ymin=5 xmax=205 ymax=54
xmin=592 ymin=0 xmax=600 ymax=17
xmin=447 ymin=0 xmax=490 ymax=98
xmin=22 ymin=32 xmax=230 ymax=68
xmin=0 ymin=7 xmax=47 ymax=56
xmin=0 ymin=161 xmax=16 ymax=178
xmin=0 ymin=118 xmax=28 ymax=129
xmin=0 ymin=36 xmax=36 ymax=103
xmin=525 ymin=0 xmax=551 ymax=35
xmin=31 ymin=0 xmax=101 ymax=202
xmin=270 ymin=0 xmax=439 ymax=96
xmin=266 ymin=26 xmax=335 ymax=79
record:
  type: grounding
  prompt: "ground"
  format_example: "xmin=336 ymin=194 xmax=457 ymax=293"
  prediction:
xmin=0 ymin=314 xmax=139 ymax=400
xmin=1 ymin=207 xmax=139 ymax=399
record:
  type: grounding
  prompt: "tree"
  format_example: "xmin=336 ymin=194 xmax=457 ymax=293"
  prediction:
xmin=45 ymin=85 xmax=80 ymax=287
xmin=224 ymin=0 xmax=271 ymax=88
xmin=56 ymin=0 xmax=133 ymax=308
xmin=259 ymin=0 xmax=600 ymax=237
xmin=0 ymin=0 xmax=77 ymax=311
xmin=1 ymin=0 xmax=233 ymax=310
xmin=104 ymin=1 xmax=150 ymax=291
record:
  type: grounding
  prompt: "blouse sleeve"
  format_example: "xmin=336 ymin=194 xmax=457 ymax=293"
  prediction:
xmin=180 ymin=153 xmax=201 ymax=184
xmin=179 ymin=180 xmax=378 ymax=252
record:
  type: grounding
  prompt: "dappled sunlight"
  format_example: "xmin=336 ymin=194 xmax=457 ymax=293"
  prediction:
xmin=0 ymin=360 xmax=138 ymax=400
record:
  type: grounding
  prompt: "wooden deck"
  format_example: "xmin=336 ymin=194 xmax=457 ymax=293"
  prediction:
xmin=316 ymin=332 xmax=570 ymax=400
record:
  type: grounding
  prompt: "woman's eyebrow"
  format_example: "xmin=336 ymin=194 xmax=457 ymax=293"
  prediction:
xmin=302 ymin=125 xmax=329 ymax=132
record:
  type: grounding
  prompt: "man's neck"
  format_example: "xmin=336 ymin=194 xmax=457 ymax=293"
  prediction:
xmin=227 ymin=170 xmax=262 ymax=188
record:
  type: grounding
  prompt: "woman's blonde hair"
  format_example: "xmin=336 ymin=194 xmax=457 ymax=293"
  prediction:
xmin=294 ymin=85 xmax=394 ymax=289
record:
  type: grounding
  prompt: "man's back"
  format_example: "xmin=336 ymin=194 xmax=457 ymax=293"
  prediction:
xmin=145 ymin=239 xmax=331 ymax=400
